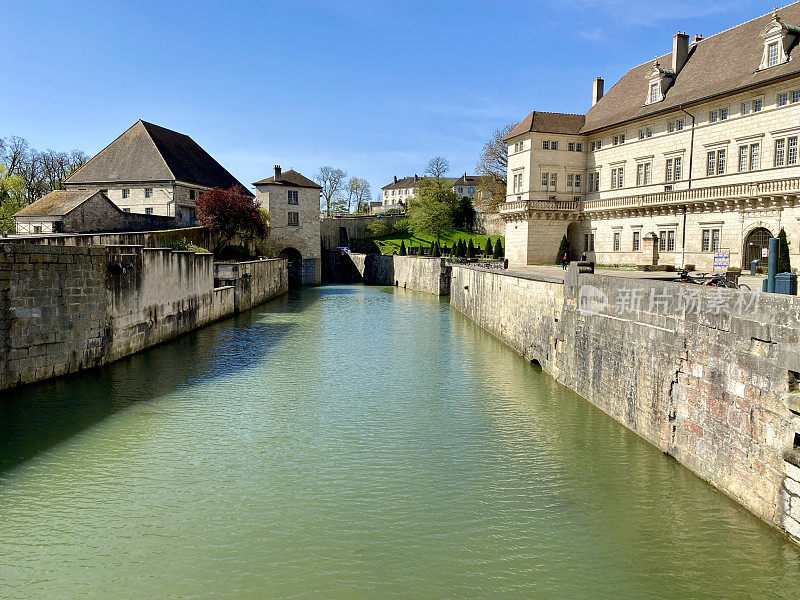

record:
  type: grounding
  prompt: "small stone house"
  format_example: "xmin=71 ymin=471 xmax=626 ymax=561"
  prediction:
xmin=14 ymin=189 xmax=177 ymax=234
xmin=64 ymin=119 xmax=252 ymax=226
xmin=253 ymin=166 xmax=321 ymax=285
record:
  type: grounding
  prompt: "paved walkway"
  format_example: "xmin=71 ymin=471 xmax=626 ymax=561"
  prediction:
xmin=498 ymin=264 xmax=764 ymax=290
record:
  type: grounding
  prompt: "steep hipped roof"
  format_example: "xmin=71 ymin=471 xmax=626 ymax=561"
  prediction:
xmin=65 ymin=120 xmax=253 ymax=196
xmin=253 ymin=169 xmax=321 ymax=188
xmin=582 ymin=3 xmax=800 ymax=132
xmin=506 ymin=111 xmax=586 ymax=140
xmin=14 ymin=189 xmax=114 ymax=217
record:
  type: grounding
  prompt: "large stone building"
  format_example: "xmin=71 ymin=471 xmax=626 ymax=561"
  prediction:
xmin=63 ymin=119 xmax=252 ymax=227
xmin=379 ymin=173 xmax=486 ymax=211
xmin=504 ymin=5 xmax=800 ymax=270
xmin=254 ymin=166 xmax=321 ymax=285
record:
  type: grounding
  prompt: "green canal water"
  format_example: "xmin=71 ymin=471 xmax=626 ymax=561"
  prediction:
xmin=1 ymin=285 xmax=799 ymax=599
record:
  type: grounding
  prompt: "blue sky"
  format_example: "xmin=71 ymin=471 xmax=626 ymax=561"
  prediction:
xmin=2 ymin=0 xmax=774 ymax=200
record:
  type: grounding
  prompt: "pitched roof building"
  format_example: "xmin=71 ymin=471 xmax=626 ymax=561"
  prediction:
xmin=64 ymin=120 xmax=251 ymax=226
xmin=502 ymin=3 xmax=800 ymax=271
xmin=14 ymin=189 xmax=177 ymax=235
xmin=253 ymin=166 xmax=321 ymax=285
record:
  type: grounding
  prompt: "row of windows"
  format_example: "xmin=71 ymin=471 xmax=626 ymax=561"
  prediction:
xmin=541 ymin=140 xmax=584 ymax=152
xmin=587 ymin=228 xmax=721 ymax=253
xmin=705 ymin=138 xmax=797 ymax=175
xmin=122 ymin=207 xmax=154 ymax=215
xmin=592 ymin=95 xmax=771 ymax=152
xmin=120 ymin=188 xmax=199 ymax=200
xmin=122 ymin=188 xmax=154 ymax=199
xmin=536 ymin=172 xmax=584 ymax=193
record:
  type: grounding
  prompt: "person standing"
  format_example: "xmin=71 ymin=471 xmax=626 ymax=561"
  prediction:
xmin=581 ymin=252 xmax=587 ymax=262
xmin=562 ymin=252 xmax=569 ymax=270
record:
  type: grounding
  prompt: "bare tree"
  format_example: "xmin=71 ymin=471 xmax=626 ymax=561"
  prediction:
xmin=346 ymin=177 xmax=372 ymax=213
xmin=0 ymin=136 xmax=29 ymax=175
xmin=426 ymin=156 xmax=450 ymax=179
xmin=315 ymin=166 xmax=347 ymax=217
xmin=0 ymin=137 xmax=89 ymax=203
xmin=476 ymin=124 xmax=513 ymax=211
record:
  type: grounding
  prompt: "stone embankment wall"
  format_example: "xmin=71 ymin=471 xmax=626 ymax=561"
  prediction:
xmin=449 ymin=264 xmax=800 ymax=543
xmin=473 ymin=212 xmax=505 ymax=236
xmin=214 ymin=259 xmax=287 ymax=313
xmin=343 ymin=253 xmax=451 ymax=296
xmin=0 ymin=243 xmax=287 ymax=391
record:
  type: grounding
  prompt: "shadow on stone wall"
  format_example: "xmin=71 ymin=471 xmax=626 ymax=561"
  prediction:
xmin=0 ymin=300 xmax=294 ymax=477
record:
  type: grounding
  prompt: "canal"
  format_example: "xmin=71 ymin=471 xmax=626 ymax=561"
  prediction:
xmin=0 ymin=285 xmax=798 ymax=599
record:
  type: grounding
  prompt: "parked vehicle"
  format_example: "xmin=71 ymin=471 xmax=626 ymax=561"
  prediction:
xmin=331 ymin=247 xmax=351 ymax=255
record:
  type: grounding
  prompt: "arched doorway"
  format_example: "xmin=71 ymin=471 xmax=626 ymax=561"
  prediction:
xmin=279 ymin=247 xmax=303 ymax=287
xmin=743 ymin=227 xmax=773 ymax=267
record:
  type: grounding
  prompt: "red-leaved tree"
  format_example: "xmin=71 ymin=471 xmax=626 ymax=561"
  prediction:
xmin=195 ymin=185 xmax=267 ymax=257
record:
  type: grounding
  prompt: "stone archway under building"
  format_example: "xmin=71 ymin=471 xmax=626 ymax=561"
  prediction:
xmin=743 ymin=226 xmax=773 ymax=268
xmin=279 ymin=247 xmax=303 ymax=287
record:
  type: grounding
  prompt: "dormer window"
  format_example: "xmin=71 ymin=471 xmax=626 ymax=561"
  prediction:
xmin=759 ymin=10 xmax=799 ymax=70
xmin=649 ymin=82 xmax=659 ymax=104
xmin=768 ymin=42 xmax=779 ymax=67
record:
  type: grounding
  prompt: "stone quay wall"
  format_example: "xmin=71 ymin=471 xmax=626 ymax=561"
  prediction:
xmin=214 ymin=259 xmax=288 ymax=314
xmin=449 ymin=263 xmax=800 ymax=543
xmin=0 ymin=243 xmax=288 ymax=391
xmin=345 ymin=253 xmax=451 ymax=296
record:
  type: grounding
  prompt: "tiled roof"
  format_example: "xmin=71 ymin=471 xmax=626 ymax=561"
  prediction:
xmin=253 ymin=169 xmax=321 ymax=188
xmin=506 ymin=111 xmax=586 ymax=140
xmin=381 ymin=176 xmax=457 ymax=190
xmin=14 ymin=189 xmax=111 ymax=217
xmin=582 ymin=3 xmax=800 ymax=132
xmin=453 ymin=174 xmax=485 ymax=186
xmin=65 ymin=120 xmax=253 ymax=196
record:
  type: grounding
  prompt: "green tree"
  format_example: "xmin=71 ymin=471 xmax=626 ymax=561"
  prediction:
xmin=453 ymin=196 xmax=475 ymax=230
xmin=484 ymin=237 xmax=493 ymax=256
xmin=456 ymin=239 xmax=465 ymax=257
xmin=778 ymin=228 xmax=792 ymax=273
xmin=0 ymin=165 xmax=25 ymax=234
xmin=399 ymin=240 xmax=407 ymax=255
xmin=556 ymin=235 xmax=570 ymax=264
xmin=494 ymin=238 xmax=504 ymax=258
xmin=408 ymin=176 xmax=456 ymax=244
xmin=432 ymin=241 xmax=441 ymax=257
xmin=466 ymin=239 xmax=475 ymax=258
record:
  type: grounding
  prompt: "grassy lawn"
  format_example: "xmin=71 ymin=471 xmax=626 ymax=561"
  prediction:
xmin=372 ymin=229 xmax=503 ymax=255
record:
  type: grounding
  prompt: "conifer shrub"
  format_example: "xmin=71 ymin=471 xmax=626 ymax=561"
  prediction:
xmin=779 ymin=228 xmax=792 ymax=273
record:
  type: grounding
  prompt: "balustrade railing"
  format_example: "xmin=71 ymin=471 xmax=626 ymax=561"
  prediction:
xmin=582 ymin=176 xmax=800 ymax=212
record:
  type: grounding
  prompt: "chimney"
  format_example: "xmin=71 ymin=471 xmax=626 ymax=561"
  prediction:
xmin=393 ymin=175 xmax=398 ymax=184
xmin=274 ymin=165 xmax=282 ymax=182
xmin=592 ymin=77 xmax=604 ymax=106
xmin=672 ymin=32 xmax=689 ymax=74
xmin=692 ymin=33 xmax=703 ymax=44
xmin=414 ymin=174 xmax=419 ymax=182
